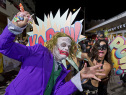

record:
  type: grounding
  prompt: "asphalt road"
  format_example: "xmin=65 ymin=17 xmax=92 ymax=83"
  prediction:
xmin=107 ymin=75 xmax=126 ymax=95
xmin=0 ymin=72 xmax=126 ymax=95
xmin=0 ymin=70 xmax=18 ymax=95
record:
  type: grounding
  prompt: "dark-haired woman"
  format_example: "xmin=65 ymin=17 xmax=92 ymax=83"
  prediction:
xmin=74 ymin=39 xmax=113 ymax=95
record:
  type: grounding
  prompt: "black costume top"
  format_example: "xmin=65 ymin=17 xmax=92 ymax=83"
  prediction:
xmin=73 ymin=58 xmax=109 ymax=95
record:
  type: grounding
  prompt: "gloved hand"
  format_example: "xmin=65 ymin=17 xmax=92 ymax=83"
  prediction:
xmin=12 ymin=11 xmax=31 ymax=28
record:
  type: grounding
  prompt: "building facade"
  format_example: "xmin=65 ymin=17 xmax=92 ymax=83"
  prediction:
xmin=85 ymin=11 xmax=126 ymax=43
xmin=0 ymin=0 xmax=35 ymax=38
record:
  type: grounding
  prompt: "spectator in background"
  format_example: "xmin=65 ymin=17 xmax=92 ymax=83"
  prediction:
xmin=15 ymin=37 xmax=20 ymax=43
xmin=78 ymin=39 xmax=92 ymax=75
xmin=96 ymin=31 xmax=105 ymax=40
xmin=18 ymin=37 xmax=24 ymax=44
xmin=79 ymin=39 xmax=92 ymax=52
xmin=96 ymin=31 xmax=108 ymax=41
xmin=78 ymin=40 xmax=85 ymax=51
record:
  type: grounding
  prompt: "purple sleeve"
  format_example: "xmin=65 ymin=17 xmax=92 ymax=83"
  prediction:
xmin=53 ymin=80 xmax=78 ymax=95
xmin=0 ymin=26 xmax=41 ymax=62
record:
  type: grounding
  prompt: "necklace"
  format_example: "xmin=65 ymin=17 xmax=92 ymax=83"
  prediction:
xmin=97 ymin=59 xmax=102 ymax=63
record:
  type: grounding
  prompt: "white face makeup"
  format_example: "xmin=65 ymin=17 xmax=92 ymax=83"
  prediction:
xmin=53 ymin=37 xmax=72 ymax=62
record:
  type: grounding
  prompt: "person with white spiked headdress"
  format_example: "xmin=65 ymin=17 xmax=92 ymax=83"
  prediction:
xmin=0 ymin=4 xmax=105 ymax=95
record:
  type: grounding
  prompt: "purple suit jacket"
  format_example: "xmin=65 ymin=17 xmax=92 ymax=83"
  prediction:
xmin=0 ymin=26 xmax=77 ymax=95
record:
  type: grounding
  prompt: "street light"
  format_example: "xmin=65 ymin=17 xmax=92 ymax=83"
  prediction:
xmin=73 ymin=7 xmax=85 ymax=36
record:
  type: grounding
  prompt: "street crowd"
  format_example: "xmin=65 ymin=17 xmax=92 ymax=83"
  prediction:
xmin=0 ymin=8 xmax=126 ymax=95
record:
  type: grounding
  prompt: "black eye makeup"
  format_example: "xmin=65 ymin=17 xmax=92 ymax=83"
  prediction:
xmin=98 ymin=44 xmax=107 ymax=50
xmin=61 ymin=43 xmax=66 ymax=47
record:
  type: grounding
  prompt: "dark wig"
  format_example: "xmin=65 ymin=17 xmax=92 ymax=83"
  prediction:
xmin=88 ymin=39 xmax=114 ymax=95
xmin=88 ymin=39 xmax=114 ymax=83
xmin=88 ymin=39 xmax=112 ymax=67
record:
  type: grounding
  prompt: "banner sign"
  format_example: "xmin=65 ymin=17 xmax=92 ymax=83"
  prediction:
xmin=109 ymin=36 xmax=126 ymax=75
xmin=28 ymin=21 xmax=82 ymax=46
xmin=27 ymin=8 xmax=84 ymax=46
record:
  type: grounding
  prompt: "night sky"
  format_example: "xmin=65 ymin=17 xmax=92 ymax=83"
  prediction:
xmin=35 ymin=0 xmax=126 ymax=25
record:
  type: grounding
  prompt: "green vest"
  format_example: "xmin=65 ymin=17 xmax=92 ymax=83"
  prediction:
xmin=44 ymin=62 xmax=62 ymax=95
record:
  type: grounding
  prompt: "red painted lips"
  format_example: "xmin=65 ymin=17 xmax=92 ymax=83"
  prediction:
xmin=58 ymin=48 xmax=69 ymax=56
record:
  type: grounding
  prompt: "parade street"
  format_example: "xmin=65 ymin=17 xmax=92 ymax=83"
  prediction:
xmin=0 ymin=73 xmax=126 ymax=95
xmin=107 ymin=75 xmax=126 ymax=95
xmin=0 ymin=70 xmax=18 ymax=95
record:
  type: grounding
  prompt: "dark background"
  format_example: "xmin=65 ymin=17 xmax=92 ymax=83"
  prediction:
xmin=36 ymin=0 xmax=126 ymax=29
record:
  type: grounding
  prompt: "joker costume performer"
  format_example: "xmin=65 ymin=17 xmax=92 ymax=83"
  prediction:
xmin=0 ymin=11 xmax=104 ymax=95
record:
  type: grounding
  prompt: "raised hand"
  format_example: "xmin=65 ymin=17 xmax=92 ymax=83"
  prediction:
xmin=80 ymin=63 xmax=105 ymax=81
xmin=12 ymin=11 xmax=31 ymax=28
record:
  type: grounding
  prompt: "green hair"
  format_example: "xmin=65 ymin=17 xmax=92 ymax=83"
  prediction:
xmin=45 ymin=32 xmax=80 ymax=58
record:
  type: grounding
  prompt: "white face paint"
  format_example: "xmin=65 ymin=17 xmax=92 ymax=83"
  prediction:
xmin=53 ymin=37 xmax=72 ymax=62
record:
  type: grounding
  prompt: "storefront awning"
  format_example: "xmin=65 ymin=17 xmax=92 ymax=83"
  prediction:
xmin=86 ymin=11 xmax=126 ymax=33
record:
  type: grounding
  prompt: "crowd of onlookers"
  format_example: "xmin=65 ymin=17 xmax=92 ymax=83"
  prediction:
xmin=15 ymin=36 xmax=28 ymax=45
xmin=72 ymin=30 xmax=126 ymax=95
xmin=1 ymin=30 xmax=126 ymax=95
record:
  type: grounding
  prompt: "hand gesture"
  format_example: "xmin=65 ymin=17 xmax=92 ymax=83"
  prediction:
xmin=12 ymin=11 xmax=31 ymax=27
xmin=80 ymin=63 xmax=105 ymax=81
